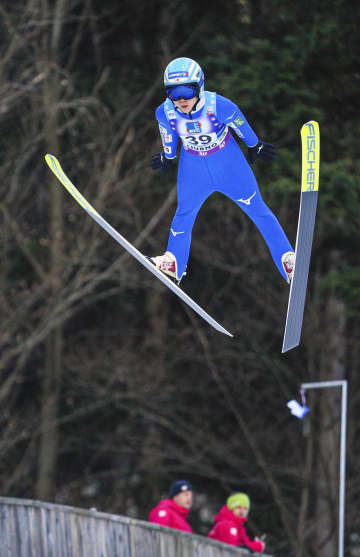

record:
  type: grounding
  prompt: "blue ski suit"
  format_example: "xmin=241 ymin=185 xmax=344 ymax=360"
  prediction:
xmin=156 ymin=91 xmax=293 ymax=281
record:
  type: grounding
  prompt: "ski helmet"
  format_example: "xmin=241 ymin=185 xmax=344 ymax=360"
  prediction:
xmin=164 ymin=57 xmax=204 ymax=99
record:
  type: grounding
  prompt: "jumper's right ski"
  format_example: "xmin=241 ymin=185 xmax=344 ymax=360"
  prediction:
xmin=282 ymin=121 xmax=320 ymax=353
xmin=45 ymin=154 xmax=233 ymax=338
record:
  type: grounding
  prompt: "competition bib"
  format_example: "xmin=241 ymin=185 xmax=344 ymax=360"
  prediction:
xmin=181 ymin=128 xmax=230 ymax=156
xmin=164 ymin=92 xmax=231 ymax=157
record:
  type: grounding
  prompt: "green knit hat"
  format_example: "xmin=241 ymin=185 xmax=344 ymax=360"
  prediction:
xmin=227 ymin=493 xmax=250 ymax=511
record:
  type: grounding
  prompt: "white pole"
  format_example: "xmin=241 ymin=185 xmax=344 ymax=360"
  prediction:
xmin=301 ymin=380 xmax=347 ymax=557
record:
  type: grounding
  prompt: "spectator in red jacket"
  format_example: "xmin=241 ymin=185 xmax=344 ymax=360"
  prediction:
xmin=149 ymin=480 xmax=193 ymax=533
xmin=208 ymin=492 xmax=265 ymax=553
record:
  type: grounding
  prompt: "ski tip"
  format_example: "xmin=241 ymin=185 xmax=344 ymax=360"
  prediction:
xmin=281 ymin=342 xmax=299 ymax=354
xmin=220 ymin=327 xmax=234 ymax=338
xmin=45 ymin=153 xmax=58 ymax=164
xmin=209 ymin=320 xmax=233 ymax=337
xmin=302 ymin=120 xmax=319 ymax=128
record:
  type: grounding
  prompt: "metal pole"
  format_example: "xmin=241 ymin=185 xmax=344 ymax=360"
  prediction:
xmin=339 ymin=381 xmax=347 ymax=557
xmin=301 ymin=380 xmax=347 ymax=557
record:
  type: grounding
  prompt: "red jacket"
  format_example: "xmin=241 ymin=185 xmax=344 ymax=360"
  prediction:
xmin=208 ymin=505 xmax=264 ymax=553
xmin=149 ymin=498 xmax=193 ymax=533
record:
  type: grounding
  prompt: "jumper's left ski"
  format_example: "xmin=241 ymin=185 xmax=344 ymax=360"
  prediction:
xmin=282 ymin=121 xmax=320 ymax=353
xmin=45 ymin=154 xmax=233 ymax=337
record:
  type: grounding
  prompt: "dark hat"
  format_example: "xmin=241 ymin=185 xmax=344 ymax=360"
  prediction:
xmin=170 ymin=480 xmax=193 ymax=498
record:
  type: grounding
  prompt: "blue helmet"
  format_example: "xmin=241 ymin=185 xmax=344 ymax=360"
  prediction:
xmin=164 ymin=58 xmax=204 ymax=98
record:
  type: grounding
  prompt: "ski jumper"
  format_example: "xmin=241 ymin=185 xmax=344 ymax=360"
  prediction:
xmin=156 ymin=91 xmax=293 ymax=281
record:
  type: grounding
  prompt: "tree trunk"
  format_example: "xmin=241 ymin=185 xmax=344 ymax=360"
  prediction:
xmin=296 ymin=418 xmax=314 ymax=557
xmin=314 ymin=251 xmax=346 ymax=557
xmin=36 ymin=82 xmax=63 ymax=499
xmin=36 ymin=0 xmax=65 ymax=501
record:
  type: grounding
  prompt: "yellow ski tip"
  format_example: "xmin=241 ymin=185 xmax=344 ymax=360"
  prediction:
xmin=45 ymin=153 xmax=57 ymax=165
xmin=301 ymin=121 xmax=320 ymax=193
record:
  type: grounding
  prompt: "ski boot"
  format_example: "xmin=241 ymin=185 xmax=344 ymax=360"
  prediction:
xmin=148 ymin=251 xmax=182 ymax=285
xmin=281 ymin=251 xmax=295 ymax=283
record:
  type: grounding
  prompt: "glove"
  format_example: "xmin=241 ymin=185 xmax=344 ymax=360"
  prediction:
xmin=151 ymin=152 xmax=173 ymax=172
xmin=248 ymin=141 xmax=277 ymax=164
xmin=255 ymin=537 xmax=266 ymax=552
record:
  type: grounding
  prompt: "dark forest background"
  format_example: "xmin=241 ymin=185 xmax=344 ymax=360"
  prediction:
xmin=1 ymin=1 xmax=360 ymax=556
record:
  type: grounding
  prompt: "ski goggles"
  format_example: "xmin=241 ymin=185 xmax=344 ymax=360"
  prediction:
xmin=166 ymin=84 xmax=199 ymax=101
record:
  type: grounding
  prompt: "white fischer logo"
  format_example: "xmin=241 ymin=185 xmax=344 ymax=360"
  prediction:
xmin=257 ymin=144 xmax=263 ymax=154
xmin=171 ymin=228 xmax=185 ymax=237
xmin=237 ymin=191 xmax=256 ymax=205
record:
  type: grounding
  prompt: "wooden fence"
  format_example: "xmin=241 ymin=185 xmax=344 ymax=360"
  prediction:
xmin=0 ymin=496 xmax=269 ymax=557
